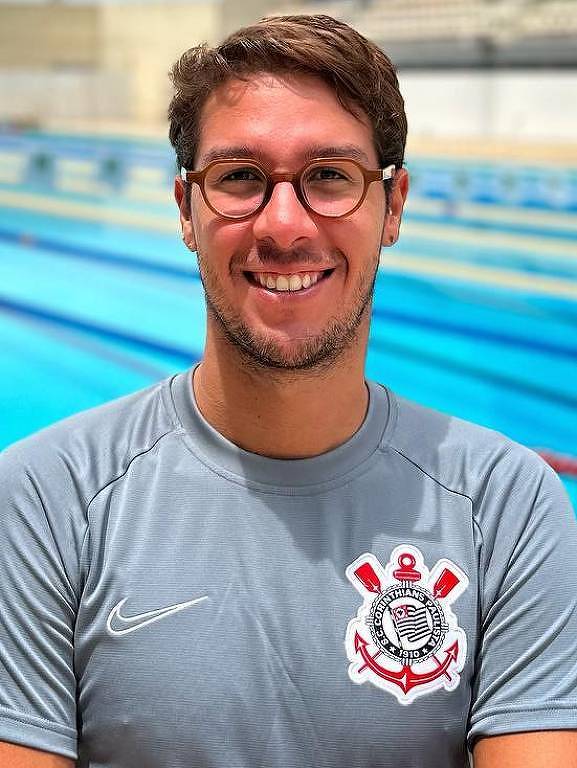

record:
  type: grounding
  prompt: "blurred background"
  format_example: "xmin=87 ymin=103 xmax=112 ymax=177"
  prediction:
xmin=0 ymin=0 xmax=576 ymax=506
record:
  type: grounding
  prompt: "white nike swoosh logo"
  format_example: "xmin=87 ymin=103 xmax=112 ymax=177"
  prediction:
xmin=106 ymin=595 xmax=209 ymax=637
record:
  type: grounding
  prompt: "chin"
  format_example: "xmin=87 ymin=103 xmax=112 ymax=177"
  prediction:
xmin=208 ymin=294 xmax=369 ymax=372
xmin=232 ymin=325 xmax=359 ymax=373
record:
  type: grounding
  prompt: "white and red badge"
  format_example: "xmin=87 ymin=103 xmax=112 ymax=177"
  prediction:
xmin=345 ymin=545 xmax=469 ymax=705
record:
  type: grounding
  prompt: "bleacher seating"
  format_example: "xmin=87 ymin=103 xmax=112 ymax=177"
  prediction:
xmin=268 ymin=0 xmax=577 ymax=65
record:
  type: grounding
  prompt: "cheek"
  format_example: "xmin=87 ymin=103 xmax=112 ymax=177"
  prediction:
xmin=194 ymin=215 xmax=249 ymax=261
xmin=335 ymin=216 xmax=382 ymax=268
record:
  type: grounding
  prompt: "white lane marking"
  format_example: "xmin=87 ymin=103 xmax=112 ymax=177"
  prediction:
xmin=403 ymin=220 xmax=577 ymax=260
xmin=407 ymin=197 xmax=577 ymax=234
xmin=380 ymin=252 xmax=577 ymax=301
xmin=0 ymin=189 xmax=175 ymax=232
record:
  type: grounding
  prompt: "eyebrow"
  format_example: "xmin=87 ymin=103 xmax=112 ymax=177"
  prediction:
xmin=302 ymin=145 xmax=372 ymax=165
xmin=198 ymin=146 xmax=258 ymax=166
xmin=197 ymin=144 xmax=373 ymax=168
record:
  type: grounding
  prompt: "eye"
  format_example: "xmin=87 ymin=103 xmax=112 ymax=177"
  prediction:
xmin=308 ymin=166 xmax=350 ymax=182
xmin=218 ymin=167 xmax=263 ymax=183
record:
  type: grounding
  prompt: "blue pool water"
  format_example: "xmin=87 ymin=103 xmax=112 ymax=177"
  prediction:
xmin=1 ymin=130 xmax=576 ymax=508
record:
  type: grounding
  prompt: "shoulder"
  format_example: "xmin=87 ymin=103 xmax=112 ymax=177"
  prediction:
xmin=381 ymin=387 xmax=565 ymax=518
xmin=1 ymin=372 xmax=183 ymax=515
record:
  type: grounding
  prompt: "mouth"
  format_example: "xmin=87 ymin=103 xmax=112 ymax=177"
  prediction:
xmin=243 ymin=268 xmax=335 ymax=293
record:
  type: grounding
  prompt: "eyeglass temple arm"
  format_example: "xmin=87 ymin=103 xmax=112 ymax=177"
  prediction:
xmin=381 ymin=164 xmax=396 ymax=181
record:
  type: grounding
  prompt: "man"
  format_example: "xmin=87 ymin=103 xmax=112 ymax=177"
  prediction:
xmin=1 ymin=14 xmax=576 ymax=768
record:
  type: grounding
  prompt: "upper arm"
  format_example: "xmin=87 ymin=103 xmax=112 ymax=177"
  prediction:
xmin=0 ymin=742 xmax=75 ymax=768
xmin=0 ymin=447 xmax=81 ymax=757
xmin=468 ymin=455 xmax=577 ymax=745
xmin=473 ymin=731 xmax=577 ymax=768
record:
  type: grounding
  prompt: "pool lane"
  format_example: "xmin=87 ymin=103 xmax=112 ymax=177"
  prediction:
xmin=1 ymin=192 xmax=576 ymax=508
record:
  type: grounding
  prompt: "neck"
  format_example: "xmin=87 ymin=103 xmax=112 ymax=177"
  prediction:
xmin=193 ymin=332 xmax=370 ymax=459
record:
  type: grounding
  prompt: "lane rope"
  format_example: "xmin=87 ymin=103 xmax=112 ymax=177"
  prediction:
xmin=537 ymin=450 xmax=577 ymax=478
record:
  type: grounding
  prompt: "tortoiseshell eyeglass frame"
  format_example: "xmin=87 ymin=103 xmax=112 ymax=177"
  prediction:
xmin=180 ymin=157 xmax=396 ymax=220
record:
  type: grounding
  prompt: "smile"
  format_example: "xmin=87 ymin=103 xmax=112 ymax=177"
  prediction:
xmin=245 ymin=269 xmax=335 ymax=293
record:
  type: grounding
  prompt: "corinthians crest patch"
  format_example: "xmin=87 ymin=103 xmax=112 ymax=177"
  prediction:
xmin=345 ymin=545 xmax=468 ymax=704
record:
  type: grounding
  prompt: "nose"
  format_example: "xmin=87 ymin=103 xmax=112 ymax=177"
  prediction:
xmin=252 ymin=181 xmax=318 ymax=250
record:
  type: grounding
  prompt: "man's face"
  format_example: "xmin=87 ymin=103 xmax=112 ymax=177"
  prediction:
xmin=177 ymin=72 xmax=407 ymax=371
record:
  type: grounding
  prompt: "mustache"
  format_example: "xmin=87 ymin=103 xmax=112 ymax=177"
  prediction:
xmin=235 ymin=241 xmax=338 ymax=270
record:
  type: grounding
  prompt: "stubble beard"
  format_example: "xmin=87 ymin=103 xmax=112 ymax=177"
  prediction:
xmin=197 ymin=248 xmax=379 ymax=374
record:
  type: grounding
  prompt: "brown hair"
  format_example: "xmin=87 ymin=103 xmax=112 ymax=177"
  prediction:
xmin=168 ymin=14 xmax=407 ymax=175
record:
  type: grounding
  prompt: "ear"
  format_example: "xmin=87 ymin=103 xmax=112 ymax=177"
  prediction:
xmin=381 ymin=167 xmax=409 ymax=248
xmin=174 ymin=175 xmax=197 ymax=252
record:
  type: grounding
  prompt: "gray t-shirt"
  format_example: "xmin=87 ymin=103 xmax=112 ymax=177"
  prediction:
xmin=1 ymin=369 xmax=576 ymax=768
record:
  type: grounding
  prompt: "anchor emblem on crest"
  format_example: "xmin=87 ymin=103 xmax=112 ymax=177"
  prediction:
xmin=345 ymin=545 xmax=468 ymax=705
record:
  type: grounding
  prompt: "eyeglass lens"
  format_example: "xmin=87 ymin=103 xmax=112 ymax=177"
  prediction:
xmin=203 ymin=159 xmax=365 ymax=218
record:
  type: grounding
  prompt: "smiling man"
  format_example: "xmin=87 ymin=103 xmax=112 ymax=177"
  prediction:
xmin=173 ymin=63 xmax=403 ymax=459
xmin=1 ymin=14 xmax=577 ymax=768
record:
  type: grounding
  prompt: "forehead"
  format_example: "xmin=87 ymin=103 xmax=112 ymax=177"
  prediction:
xmin=196 ymin=72 xmax=377 ymax=168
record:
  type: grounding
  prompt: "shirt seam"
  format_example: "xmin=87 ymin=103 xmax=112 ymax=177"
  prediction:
xmin=382 ymin=444 xmax=475 ymax=504
xmin=85 ymin=428 xmax=177 ymax=510
xmin=159 ymin=372 xmax=185 ymax=432
xmin=380 ymin=441 xmax=483 ymax=572
xmin=80 ymin=427 xmax=179 ymax=594
xmin=379 ymin=442 xmax=486 ymax=590
xmin=23 ymin=469 xmax=82 ymax=608
xmin=167 ymin=374 xmax=397 ymax=495
xmin=382 ymin=442 xmax=485 ymax=675
xmin=77 ymin=373 xmax=180 ymax=521
xmin=467 ymin=706 xmax=577 ymax=749
xmin=77 ymin=378 xmax=179 ymax=594
xmin=173 ymin=426 xmax=384 ymax=495
xmin=0 ymin=705 xmax=77 ymax=737
xmin=471 ymin=700 xmax=577 ymax=719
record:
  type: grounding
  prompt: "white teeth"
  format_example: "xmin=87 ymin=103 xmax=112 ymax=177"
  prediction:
xmin=288 ymin=274 xmax=302 ymax=291
xmin=276 ymin=275 xmax=289 ymax=291
xmin=252 ymin=270 xmax=326 ymax=292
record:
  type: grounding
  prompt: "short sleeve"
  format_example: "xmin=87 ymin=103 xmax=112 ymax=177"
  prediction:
xmin=468 ymin=448 xmax=577 ymax=747
xmin=0 ymin=442 xmax=83 ymax=759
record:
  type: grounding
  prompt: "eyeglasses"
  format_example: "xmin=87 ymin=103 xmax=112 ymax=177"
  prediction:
xmin=180 ymin=157 xmax=396 ymax=220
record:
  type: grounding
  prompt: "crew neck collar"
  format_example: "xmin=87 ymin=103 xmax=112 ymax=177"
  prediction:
xmin=169 ymin=367 xmax=394 ymax=489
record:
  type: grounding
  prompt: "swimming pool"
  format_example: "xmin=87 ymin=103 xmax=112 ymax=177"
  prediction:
xmin=1 ymin=130 xmax=576 ymax=507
